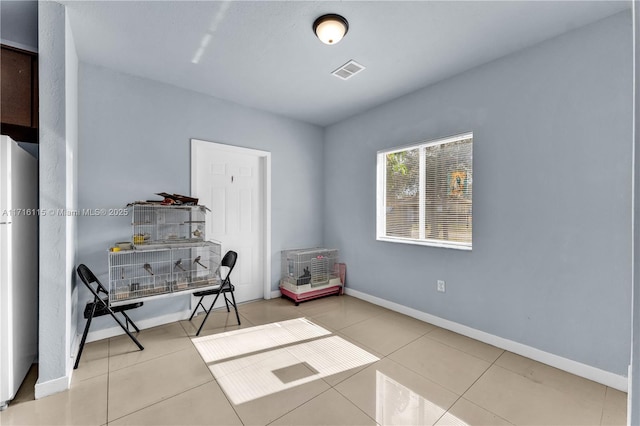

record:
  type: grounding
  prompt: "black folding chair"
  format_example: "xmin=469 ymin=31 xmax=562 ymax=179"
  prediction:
xmin=189 ymin=250 xmax=240 ymax=336
xmin=75 ymin=264 xmax=144 ymax=369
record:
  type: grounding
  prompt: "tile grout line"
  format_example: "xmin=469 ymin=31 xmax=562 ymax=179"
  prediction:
xmin=104 ymin=380 xmax=220 ymax=425
xmin=304 ymin=305 xmax=390 ymax=333
xmin=331 ymin=380 xmax=381 ymax=425
xmin=380 ymin=327 xmax=440 ymax=363
xmin=421 ymin=330 xmax=506 ymax=365
xmin=598 ymin=386 xmax=610 ymax=426
xmin=264 ymin=387 xmax=336 ymax=426
xmin=432 ymin=349 xmax=509 ymax=426
xmin=107 ymin=341 xmax=192 ymax=374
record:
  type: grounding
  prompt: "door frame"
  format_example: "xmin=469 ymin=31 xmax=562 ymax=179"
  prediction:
xmin=190 ymin=139 xmax=272 ymax=300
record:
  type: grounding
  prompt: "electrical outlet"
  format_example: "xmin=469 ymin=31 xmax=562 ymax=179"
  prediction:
xmin=437 ymin=280 xmax=446 ymax=293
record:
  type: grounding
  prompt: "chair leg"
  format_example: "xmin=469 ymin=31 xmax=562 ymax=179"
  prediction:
xmin=74 ymin=304 xmax=96 ymax=369
xmin=229 ymin=289 xmax=241 ymax=325
xmin=107 ymin=308 xmax=144 ymax=351
xmin=224 ymin=294 xmax=230 ymax=312
xmin=121 ymin=312 xmax=140 ymax=333
xmin=189 ymin=295 xmax=206 ymax=321
xmin=196 ymin=292 xmax=222 ymax=336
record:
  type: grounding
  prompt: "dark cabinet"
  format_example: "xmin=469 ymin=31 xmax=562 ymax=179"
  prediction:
xmin=1 ymin=45 xmax=38 ymax=143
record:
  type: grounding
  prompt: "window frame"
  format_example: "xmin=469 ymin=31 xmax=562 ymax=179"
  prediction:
xmin=376 ymin=132 xmax=473 ymax=251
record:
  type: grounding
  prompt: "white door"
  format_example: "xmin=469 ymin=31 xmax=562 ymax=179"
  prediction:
xmin=191 ymin=140 xmax=270 ymax=303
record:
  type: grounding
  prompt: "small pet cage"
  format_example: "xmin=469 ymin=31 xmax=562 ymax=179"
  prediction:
xmin=108 ymin=241 xmax=221 ymax=306
xmin=129 ymin=204 xmax=207 ymax=246
xmin=280 ymin=248 xmax=342 ymax=305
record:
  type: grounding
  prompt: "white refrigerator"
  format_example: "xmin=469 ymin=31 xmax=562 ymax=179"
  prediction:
xmin=0 ymin=135 xmax=38 ymax=410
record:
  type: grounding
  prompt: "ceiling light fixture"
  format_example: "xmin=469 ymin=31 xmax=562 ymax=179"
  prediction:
xmin=313 ymin=14 xmax=349 ymax=45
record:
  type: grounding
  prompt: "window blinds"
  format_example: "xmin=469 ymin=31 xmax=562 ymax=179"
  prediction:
xmin=379 ymin=133 xmax=472 ymax=249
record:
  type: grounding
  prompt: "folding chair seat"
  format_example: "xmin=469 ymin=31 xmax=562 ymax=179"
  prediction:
xmin=75 ymin=264 xmax=144 ymax=369
xmin=189 ymin=250 xmax=240 ymax=336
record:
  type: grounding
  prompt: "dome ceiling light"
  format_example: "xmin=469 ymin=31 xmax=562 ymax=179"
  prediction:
xmin=313 ymin=14 xmax=349 ymax=45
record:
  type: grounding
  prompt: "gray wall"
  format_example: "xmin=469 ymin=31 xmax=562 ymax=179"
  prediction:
xmin=77 ymin=63 xmax=325 ymax=332
xmin=324 ymin=11 xmax=632 ymax=376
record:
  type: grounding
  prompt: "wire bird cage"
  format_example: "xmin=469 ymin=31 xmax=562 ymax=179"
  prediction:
xmin=129 ymin=204 xmax=207 ymax=246
xmin=281 ymin=248 xmax=340 ymax=291
xmin=108 ymin=241 xmax=221 ymax=306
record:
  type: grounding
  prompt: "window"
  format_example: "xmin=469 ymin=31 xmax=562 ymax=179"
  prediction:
xmin=377 ymin=133 xmax=473 ymax=250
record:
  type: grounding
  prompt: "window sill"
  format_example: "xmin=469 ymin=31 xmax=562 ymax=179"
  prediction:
xmin=376 ymin=236 xmax=472 ymax=251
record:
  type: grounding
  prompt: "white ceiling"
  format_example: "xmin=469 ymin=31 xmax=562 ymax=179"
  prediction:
xmin=20 ymin=1 xmax=637 ymax=126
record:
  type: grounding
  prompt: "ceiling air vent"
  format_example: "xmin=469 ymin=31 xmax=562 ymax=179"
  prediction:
xmin=332 ymin=60 xmax=366 ymax=80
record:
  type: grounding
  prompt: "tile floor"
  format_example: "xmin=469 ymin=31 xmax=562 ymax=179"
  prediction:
xmin=0 ymin=295 xmax=628 ymax=425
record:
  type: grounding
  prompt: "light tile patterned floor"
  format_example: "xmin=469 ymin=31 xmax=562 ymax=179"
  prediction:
xmin=0 ymin=295 xmax=628 ymax=425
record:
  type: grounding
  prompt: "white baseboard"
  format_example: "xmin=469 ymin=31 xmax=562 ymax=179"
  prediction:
xmin=345 ymin=288 xmax=628 ymax=392
xmin=34 ymin=373 xmax=71 ymax=400
xmin=33 ymin=331 xmax=81 ymax=399
xmin=271 ymin=290 xmax=282 ymax=299
xmin=628 ymin=364 xmax=633 ymax=424
xmin=84 ymin=309 xmax=193 ymax=344
xmin=67 ymin=332 xmax=81 ymax=377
